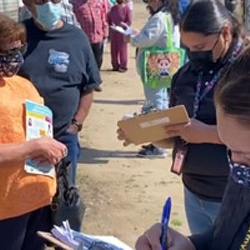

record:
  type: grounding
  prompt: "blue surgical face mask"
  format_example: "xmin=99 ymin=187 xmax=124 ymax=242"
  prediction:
xmin=35 ymin=2 xmax=62 ymax=30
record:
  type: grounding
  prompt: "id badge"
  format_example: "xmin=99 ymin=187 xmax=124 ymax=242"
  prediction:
xmin=171 ymin=145 xmax=188 ymax=175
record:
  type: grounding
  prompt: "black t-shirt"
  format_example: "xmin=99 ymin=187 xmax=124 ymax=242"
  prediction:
xmin=19 ymin=19 xmax=101 ymax=137
xmin=169 ymin=48 xmax=239 ymax=200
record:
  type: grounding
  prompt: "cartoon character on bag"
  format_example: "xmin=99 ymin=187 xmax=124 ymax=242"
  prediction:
xmin=157 ymin=54 xmax=171 ymax=76
xmin=147 ymin=54 xmax=158 ymax=76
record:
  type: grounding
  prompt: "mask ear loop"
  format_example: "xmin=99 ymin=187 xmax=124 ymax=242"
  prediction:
xmin=227 ymin=149 xmax=233 ymax=165
xmin=219 ymin=25 xmax=231 ymax=59
xmin=211 ymin=32 xmax=221 ymax=52
xmin=212 ymin=30 xmax=227 ymax=63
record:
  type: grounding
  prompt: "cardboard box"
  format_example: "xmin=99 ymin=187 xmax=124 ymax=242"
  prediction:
xmin=117 ymin=105 xmax=189 ymax=145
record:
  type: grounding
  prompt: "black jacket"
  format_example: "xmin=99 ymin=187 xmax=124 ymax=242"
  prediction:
xmin=169 ymin=39 xmax=242 ymax=200
xmin=190 ymin=175 xmax=250 ymax=250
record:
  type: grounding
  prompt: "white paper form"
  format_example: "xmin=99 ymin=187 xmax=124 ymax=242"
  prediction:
xmin=25 ymin=100 xmax=55 ymax=178
xmin=51 ymin=220 xmax=133 ymax=250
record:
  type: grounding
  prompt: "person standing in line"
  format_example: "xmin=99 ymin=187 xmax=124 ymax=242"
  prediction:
xmin=19 ymin=0 xmax=80 ymax=28
xmin=0 ymin=13 xmax=67 ymax=250
xmin=19 ymin=0 xmax=101 ymax=185
xmin=123 ymin=0 xmax=181 ymax=158
xmin=72 ymin=0 xmax=108 ymax=91
xmin=61 ymin=0 xmax=81 ymax=27
xmin=125 ymin=0 xmax=133 ymax=10
xmin=108 ymin=0 xmax=132 ymax=72
xmin=135 ymin=44 xmax=250 ymax=250
xmin=119 ymin=0 xmax=248 ymax=234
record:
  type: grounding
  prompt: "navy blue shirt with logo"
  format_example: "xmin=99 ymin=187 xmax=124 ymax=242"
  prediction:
xmin=19 ymin=19 xmax=101 ymax=137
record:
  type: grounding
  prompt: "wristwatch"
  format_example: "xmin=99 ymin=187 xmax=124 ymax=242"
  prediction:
xmin=71 ymin=118 xmax=83 ymax=131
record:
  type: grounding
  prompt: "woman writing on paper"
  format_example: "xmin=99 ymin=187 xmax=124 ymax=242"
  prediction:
xmin=119 ymin=0 xmax=249 ymax=234
xmin=0 ymin=14 xmax=67 ymax=250
xmin=124 ymin=0 xmax=181 ymax=158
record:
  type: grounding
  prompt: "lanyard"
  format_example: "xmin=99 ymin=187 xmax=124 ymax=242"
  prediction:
xmin=192 ymin=40 xmax=242 ymax=118
xmin=193 ymin=72 xmax=219 ymax=118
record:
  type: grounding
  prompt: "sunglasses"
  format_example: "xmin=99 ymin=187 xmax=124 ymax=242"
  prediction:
xmin=34 ymin=0 xmax=61 ymax=5
xmin=0 ymin=44 xmax=27 ymax=56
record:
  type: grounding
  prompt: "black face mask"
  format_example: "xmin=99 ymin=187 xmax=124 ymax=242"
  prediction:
xmin=187 ymin=33 xmax=221 ymax=70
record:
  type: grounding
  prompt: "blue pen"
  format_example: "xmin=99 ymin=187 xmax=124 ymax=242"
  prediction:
xmin=160 ymin=197 xmax=172 ymax=250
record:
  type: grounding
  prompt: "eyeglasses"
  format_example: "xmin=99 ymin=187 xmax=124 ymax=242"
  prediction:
xmin=0 ymin=44 xmax=27 ymax=56
xmin=34 ymin=0 xmax=61 ymax=5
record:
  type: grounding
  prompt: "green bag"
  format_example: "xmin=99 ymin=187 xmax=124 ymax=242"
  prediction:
xmin=141 ymin=15 xmax=185 ymax=88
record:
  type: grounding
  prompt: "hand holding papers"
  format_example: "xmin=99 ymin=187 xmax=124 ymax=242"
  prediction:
xmin=38 ymin=220 xmax=133 ymax=250
xmin=117 ymin=105 xmax=189 ymax=145
xmin=25 ymin=100 xmax=55 ymax=177
xmin=110 ymin=24 xmax=136 ymax=37
xmin=51 ymin=221 xmax=79 ymax=249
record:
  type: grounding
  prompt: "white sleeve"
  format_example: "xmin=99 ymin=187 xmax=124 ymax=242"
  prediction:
xmin=130 ymin=15 xmax=165 ymax=48
xmin=172 ymin=25 xmax=180 ymax=48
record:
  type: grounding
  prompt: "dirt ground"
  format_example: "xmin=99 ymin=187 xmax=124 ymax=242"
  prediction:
xmin=76 ymin=1 xmax=190 ymax=248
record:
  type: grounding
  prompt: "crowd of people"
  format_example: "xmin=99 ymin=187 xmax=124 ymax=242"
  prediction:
xmin=0 ymin=0 xmax=249 ymax=249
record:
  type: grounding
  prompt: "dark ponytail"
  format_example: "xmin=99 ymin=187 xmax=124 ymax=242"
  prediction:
xmin=181 ymin=0 xmax=244 ymax=40
xmin=163 ymin=0 xmax=181 ymax=25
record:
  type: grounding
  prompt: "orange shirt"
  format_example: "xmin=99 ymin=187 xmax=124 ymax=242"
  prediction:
xmin=0 ymin=75 xmax=56 ymax=220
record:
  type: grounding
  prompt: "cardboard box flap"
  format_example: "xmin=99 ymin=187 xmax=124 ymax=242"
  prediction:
xmin=117 ymin=105 xmax=189 ymax=145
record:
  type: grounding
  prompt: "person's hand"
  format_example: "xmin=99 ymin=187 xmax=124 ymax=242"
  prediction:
xmin=135 ymin=223 xmax=196 ymax=250
xmin=66 ymin=124 xmax=79 ymax=134
xmin=124 ymin=35 xmax=131 ymax=43
xmin=164 ymin=118 xmax=214 ymax=144
xmin=120 ymin=21 xmax=129 ymax=29
xmin=27 ymin=137 xmax=67 ymax=165
xmin=117 ymin=128 xmax=131 ymax=146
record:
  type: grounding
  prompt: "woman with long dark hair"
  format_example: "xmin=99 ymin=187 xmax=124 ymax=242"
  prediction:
xmin=135 ymin=37 xmax=250 ymax=250
xmin=159 ymin=0 xmax=248 ymax=234
xmin=119 ymin=0 xmax=248 ymax=234
xmin=163 ymin=0 xmax=248 ymax=234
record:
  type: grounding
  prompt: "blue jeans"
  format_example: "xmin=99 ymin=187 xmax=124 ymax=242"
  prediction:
xmin=184 ymin=187 xmax=221 ymax=234
xmin=142 ymin=85 xmax=169 ymax=111
xmin=57 ymin=131 xmax=80 ymax=184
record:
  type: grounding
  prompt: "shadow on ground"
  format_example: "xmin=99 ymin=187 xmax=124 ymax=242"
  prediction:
xmin=79 ymin=147 xmax=138 ymax=164
xmin=94 ymin=99 xmax=144 ymax=106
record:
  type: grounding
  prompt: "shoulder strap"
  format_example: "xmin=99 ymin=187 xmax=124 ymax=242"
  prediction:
xmin=165 ymin=14 xmax=174 ymax=49
xmin=150 ymin=13 xmax=174 ymax=51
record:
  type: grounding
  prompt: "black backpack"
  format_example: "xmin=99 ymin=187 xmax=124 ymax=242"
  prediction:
xmin=51 ymin=160 xmax=86 ymax=231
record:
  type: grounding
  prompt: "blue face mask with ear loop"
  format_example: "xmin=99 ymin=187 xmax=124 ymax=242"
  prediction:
xmin=35 ymin=1 xmax=62 ymax=30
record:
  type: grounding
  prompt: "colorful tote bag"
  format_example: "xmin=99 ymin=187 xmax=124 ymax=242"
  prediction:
xmin=141 ymin=15 xmax=185 ymax=89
